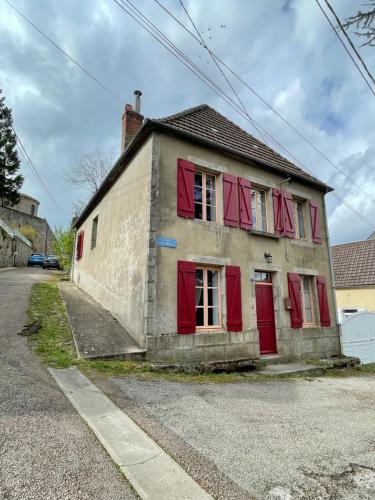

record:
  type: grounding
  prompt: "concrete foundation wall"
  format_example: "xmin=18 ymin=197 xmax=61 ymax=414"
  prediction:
xmin=0 ymin=206 xmax=53 ymax=254
xmin=73 ymin=137 xmax=154 ymax=347
xmin=148 ymin=134 xmax=340 ymax=362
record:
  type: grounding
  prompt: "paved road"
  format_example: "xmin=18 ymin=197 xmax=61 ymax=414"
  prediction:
xmin=102 ymin=374 xmax=375 ymax=500
xmin=0 ymin=268 xmax=138 ymax=500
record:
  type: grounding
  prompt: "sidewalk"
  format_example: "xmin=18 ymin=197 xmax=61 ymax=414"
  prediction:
xmin=50 ymin=367 xmax=212 ymax=500
xmin=59 ymin=282 xmax=145 ymax=359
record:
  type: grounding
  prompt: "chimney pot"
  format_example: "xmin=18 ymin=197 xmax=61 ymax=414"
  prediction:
xmin=134 ymin=89 xmax=142 ymax=113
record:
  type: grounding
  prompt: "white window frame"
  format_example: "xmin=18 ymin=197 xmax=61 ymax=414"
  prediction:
xmin=300 ymin=275 xmax=315 ymax=326
xmin=194 ymin=170 xmax=218 ymax=223
xmin=251 ymin=186 xmax=268 ymax=232
xmin=195 ymin=265 xmax=222 ymax=332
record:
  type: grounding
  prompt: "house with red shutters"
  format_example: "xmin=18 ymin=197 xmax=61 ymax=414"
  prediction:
xmin=72 ymin=91 xmax=340 ymax=365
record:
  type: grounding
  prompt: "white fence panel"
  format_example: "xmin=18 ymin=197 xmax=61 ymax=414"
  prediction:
xmin=342 ymin=312 xmax=375 ymax=364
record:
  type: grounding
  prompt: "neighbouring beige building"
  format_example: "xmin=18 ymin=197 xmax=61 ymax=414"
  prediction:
xmin=332 ymin=238 xmax=375 ymax=322
xmin=72 ymin=92 xmax=340 ymax=365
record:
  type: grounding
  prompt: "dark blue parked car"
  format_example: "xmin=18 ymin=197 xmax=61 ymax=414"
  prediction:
xmin=27 ymin=253 xmax=45 ymax=267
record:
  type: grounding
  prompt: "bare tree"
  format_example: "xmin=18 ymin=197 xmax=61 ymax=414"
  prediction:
xmin=343 ymin=1 xmax=375 ymax=47
xmin=65 ymin=146 xmax=115 ymax=196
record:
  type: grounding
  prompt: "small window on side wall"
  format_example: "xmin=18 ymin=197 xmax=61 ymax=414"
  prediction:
xmin=91 ymin=216 xmax=98 ymax=249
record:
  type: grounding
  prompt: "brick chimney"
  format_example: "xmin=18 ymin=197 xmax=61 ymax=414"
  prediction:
xmin=121 ymin=90 xmax=144 ymax=153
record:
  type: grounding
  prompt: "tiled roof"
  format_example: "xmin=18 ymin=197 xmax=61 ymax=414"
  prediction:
xmin=156 ymin=104 xmax=329 ymax=189
xmin=332 ymin=240 xmax=375 ymax=288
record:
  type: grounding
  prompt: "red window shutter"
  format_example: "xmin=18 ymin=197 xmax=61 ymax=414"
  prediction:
xmin=238 ymin=177 xmax=252 ymax=230
xmin=223 ymin=173 xmax=239 ymax=227
xmin=177 ymin=158 xmax=195 ymax=219
xmin=226 ymin=265 xmax=242 ymax=331
xmin=310 ymin=200 xmax=322 ymax=244
xmin=80 ymin=231 xmax=85 ymax=259
xmin=76 ymin=231 xmax=84 ymax=261
xmin=282 ymin=191 xmax=295 ymax=238
xmin=272 ymin=188 xmax=283 ymax=236
xmin=316 ymin=276 xmax=331 ymax=327
xmin=288 ymin=273 xmax=303 ymax=328
xmin=177 ymin=261 xmax=196 ymax=334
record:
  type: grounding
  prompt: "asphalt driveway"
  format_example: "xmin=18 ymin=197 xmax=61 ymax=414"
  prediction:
xmin=0 ymin=268 xmax=137 ymax=500
xmin=101 ymin=374 xmax=375 ymax=499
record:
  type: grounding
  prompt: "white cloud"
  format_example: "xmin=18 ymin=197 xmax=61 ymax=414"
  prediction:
xmin=0 ymin=0 xmax=374 ymax=244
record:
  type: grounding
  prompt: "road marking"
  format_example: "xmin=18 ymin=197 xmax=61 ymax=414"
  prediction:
xmin=49 ymin=367 xmax=213 ymax=500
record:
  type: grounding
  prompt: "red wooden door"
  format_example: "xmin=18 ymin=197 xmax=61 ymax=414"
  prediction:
xmin=255 ymin=274 xmax=277 ymax=355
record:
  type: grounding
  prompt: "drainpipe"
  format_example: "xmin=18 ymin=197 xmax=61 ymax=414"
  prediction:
xmin=323 ymin=190 xmax=342 ymax=355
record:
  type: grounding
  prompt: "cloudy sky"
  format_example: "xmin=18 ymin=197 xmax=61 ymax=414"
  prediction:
xmin=1 ymin=0 xmax=374 ymax=244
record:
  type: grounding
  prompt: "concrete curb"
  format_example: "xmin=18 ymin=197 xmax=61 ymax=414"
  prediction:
xmin=0 ymin=267 xmax=16 ymax=273
xmin=49 ymin=367 xmax=213 ymax=500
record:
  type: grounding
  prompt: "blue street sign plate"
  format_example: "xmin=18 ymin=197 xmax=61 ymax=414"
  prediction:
xmin=157 ymin=236 xmax=177 ymax=248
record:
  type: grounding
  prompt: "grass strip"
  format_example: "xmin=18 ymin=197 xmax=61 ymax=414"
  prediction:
xmin=27 ymin=281 xmax=375 ymax=383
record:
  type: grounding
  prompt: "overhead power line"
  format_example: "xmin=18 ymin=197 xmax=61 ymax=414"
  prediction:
xmin=3 ymin=0 xmax=124 ymax=104
xmin=11 ymin=126 xmax=67 ymax=213
xmin=113 ymin=0 xmax=375 ymax=230
xmin=154 ymin=0 xmax=375 ymax=201
xmin=315 ymin=0 xmax=375 ymax=96
xmin=322 ymin=0 xmax=375 ymax=89
xmin=177 ymin=0 xmax=270 ymax=145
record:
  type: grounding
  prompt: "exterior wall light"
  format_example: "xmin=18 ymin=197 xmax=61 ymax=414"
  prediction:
xmin=264 ymin=252 xmax=272 ymax=264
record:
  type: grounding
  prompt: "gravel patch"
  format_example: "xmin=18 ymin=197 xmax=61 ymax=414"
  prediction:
xmin=99 ymin=374 xmax=375 ymax=499
xmin=0 ymin=269 xmax=138 ymax=500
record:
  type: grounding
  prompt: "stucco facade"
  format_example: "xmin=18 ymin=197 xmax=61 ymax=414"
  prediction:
xmin=336 ymin=288 xmax=375 ymax=313
xmin=72 ymin=137 xmax=154 ymax=347
xmin=147 ymin=134 xmax=339 ymax=362
xmin=73 ymin=105 xmax=340 ymax=365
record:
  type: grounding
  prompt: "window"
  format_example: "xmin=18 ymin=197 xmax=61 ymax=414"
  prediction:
xmin=91 ymin=216 xmax=98 ymax=249
xmin=30 ymin=204 xmax=35 ymax=216
xmin=301 ymin=276 xmax=315 ymax=325
xmin=195 ymin=267 xmax=221 ymax=330
xmin=294 ymin=200 xmax=306 ymax=239
xmin=251 ymin=187 xmax=267 ymax=231
xmin=194 ymin=171 xmax=217 ymax=222
xmin=254 ymin=271 xmax=272 ymax=283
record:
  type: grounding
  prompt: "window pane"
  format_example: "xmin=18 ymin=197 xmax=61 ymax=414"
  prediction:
xmin=194 ymin=172 xmax=202 ymax=187
xmin=195 ymin=203 xmax=202 ymax=220
xmin=206 ymin=205 xmax=216 ymax=222
xmin=196 ymin=269 xmax=203 ymax=287
xmin=206 ymin=189 xmax=215 ymax=205
xmin=303 ymin=276 xmax=310 ymax=292
xmin=194 ymin=186 xmax=202 ymax=203
xmin=207 ymin=270 xmax=218 ymax=287
xmin=254 ymin=271 xmax=263 ymax=282
xmin=208 ymin=307 xmax=219 ymax=326
xmin=305 ymin=304 xmax=313 ymax=323
xmin=297 ymin=203 xmax=305 ymax=239
xmin=207 ymin=287 xmax=219 ymax=307
xmin=251 ymin=189 xmax=257 ymax=228
xmin=259 ymin=191 xmax=267 ymax=231
xmin=196 ymin=307 xmax=204 ymax=326
xmin=196 ymin=288 xmax=203 ymax=306
xmin=206 ymin=175 xmax=216 ymax=190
